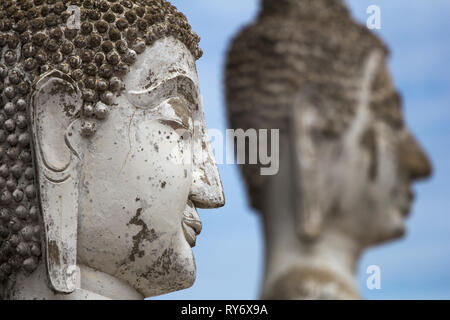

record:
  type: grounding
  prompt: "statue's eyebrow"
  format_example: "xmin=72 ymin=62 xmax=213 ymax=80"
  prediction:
xmin=125 ymin=75 xmax=199 ymax=110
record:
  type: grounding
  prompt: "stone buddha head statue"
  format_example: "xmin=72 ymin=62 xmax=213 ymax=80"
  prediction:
xmin=0 ymin=0 xmax=224 ymax=300
xmin=226 ymin=0 xmax=431 ymax=299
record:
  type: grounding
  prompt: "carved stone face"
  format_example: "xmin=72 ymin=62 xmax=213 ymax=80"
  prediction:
xmin=226 ymin=0 xmax=432 ymax=299
xmin=0 ymin=0 xmax=218 ymax=299
xmin=75 ymin=37 xmax=224 ymax=297
xmin=329 ymin=113 xmax=430 ymax=246
xmin=294 ymin=57 xmax=432 ymax=247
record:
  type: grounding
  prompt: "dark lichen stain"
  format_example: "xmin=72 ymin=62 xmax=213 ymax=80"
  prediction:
xmin=168 ymin=98 xmax=190 ymax=128
xmin=140 ymin=248 xmax=175 ymax=278
xmin=159 ymin=119 xmax=180 ymax=131
xmin=168 ymin=67 xmax=187 ymax=75
xmin=44 ymin=78 xmax=79 ymax=118
xmin=144 ymin=71 xmax=155 ymax=89
xmin=127 ymin=208 xmax=158 ymax=262
xmin=200 ymin=173 xmax=211 ymax=186
xmin=47 ymin=240 xmax=60 ymax=266
xmin=137 ymin=247 xmax=193 ymax=293
xmin=177 ymin=78 xmax=197 ymax=108
xmin=47 ymin=79 xmax=76 ymax=96
xmin=63 ymin=103 xmax=77 ymax=118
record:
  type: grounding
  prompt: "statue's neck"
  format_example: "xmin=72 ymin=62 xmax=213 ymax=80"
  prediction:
xmin=262 ymin=221 xmax=360 ymax=299
xmin=259 ymin=149 xmax=361 ymax=299
xmin=7 ymin=261 xmax=143 ymax=300
xmin=261 ymin=208 xmax=361 ymax=299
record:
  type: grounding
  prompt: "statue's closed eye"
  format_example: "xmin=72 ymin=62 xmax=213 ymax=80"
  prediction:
xmin=157 ymin=97 xmax=192 ymax=131
xmin=372 ymin=91 xmax=404 ymax=130
xmin=125 ymin=75 xmax=198 ymax=111
xmin=126 ymin=75 xmax=197 ymax=131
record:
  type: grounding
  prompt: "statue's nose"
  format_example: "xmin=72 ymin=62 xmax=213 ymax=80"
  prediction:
xmin=399 ymin=132 xmax=432 ymax=181
xmin=189 ymin=165 xmax=225 ymax=209
xmin=189 ymin=96 xmax=226 ymax=209
xmin=188 ymin=137 xmax=225 ymax=209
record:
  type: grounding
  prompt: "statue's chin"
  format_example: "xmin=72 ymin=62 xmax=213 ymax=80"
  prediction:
xmin=131 ymin=246 xmax=197 ymax=298
xmin=370 ymin=215 xmax=407 ymax=246
xmin=387 ymin=224 xmax=407 ymax=242
xmin=386 ymin=208 xmax=408 ymax=241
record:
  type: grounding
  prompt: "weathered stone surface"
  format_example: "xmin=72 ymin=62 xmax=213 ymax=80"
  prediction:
xmin=0 ymin=0 xmax=224 ymax=300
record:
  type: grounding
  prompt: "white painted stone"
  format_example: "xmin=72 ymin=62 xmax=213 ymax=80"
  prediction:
xmin=9 ymin=37 xmax=224 ymax=300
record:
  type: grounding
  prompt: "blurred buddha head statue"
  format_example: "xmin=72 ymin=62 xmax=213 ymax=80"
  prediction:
xmin=226 ymin=0 xmax=431 ymax=299
xmin=0 ymin=0 xmax=224 ymax=300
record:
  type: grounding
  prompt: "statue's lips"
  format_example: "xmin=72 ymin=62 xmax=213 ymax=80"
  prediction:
xmin=182 ymin=216 xmax=202 ymax=248
xmin=400 ymin=189 xmax=415 ymax=217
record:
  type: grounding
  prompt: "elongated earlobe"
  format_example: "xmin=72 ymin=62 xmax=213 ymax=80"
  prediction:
xmin=289 ymin=93 xmax=325 ymax=241
xmin=30 ymin=70 xmax=83 ymax=293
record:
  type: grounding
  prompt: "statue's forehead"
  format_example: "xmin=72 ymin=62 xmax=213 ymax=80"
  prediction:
xmin=124 ymin=37 xmax=199 ymax=92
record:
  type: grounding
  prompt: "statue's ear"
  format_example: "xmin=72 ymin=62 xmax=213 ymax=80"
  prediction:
xmin=30 ymin=70 xmax=83 ymax=293
xmin=289 ymin=91 xmax=326 ymax=241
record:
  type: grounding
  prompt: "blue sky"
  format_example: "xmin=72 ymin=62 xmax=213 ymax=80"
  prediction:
xmin=154 ymin=0 xmax=450 ymax=300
